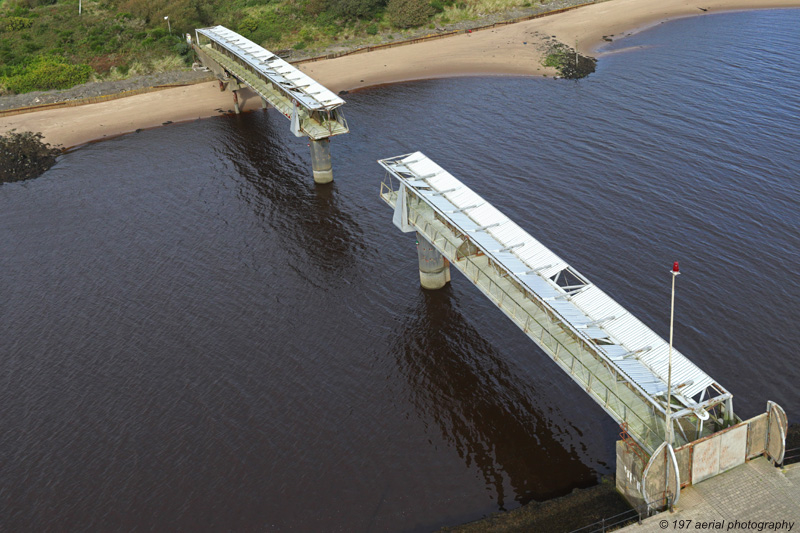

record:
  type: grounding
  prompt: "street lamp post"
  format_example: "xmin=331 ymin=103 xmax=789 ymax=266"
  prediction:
xmin=164 ymin=16 xmax=171 ymax=34
xmin=666 ymin=261 xmax=680 ymax=445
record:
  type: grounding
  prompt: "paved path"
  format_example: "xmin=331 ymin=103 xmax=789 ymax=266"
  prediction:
xmin=620 ymin=457 xmax=800 ymax=532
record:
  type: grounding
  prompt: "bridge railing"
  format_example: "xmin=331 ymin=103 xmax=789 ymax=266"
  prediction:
xmin=195 ymin=40 xmax=348 ymax=140
xmin=381 ymin=181 xmax=666 ymax=452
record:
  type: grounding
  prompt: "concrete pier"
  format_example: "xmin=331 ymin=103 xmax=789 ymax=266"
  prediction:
xmin=232 ymin=90 xmax=240 ymax=114
xmin=416 ymin=232 xmax=450 ymax=290
xmin=310 ymin=138 xmax=333 ymax=184
xmin=194 ymin=27 xmax=348 ymax=186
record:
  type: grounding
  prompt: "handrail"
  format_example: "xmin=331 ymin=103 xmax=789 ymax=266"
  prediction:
xmin=568 ymin=495 xmax=672 ymax=533
xmin=781 ymin=446 xmax=800 ymax=467
xmin=380 ymin=180 xmax=667 ymax=451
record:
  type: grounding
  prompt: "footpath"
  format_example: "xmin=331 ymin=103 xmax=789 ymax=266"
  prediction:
xmin=621 ymin=457 xmax=800 ymax=532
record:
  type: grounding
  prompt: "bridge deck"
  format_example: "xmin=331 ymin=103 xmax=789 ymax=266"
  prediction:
xmin=195 ymin=26 xmax=348 ymax=140
xmin=379 ymin=152 xmax=733 ymax=453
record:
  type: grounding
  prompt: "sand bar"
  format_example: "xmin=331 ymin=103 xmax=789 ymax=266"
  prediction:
xmin=1 ymin=0 xmax=798 ymax=149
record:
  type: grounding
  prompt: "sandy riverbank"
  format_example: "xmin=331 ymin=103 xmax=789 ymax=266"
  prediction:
xmin=2 ymin=0 xmax=799 ymax=150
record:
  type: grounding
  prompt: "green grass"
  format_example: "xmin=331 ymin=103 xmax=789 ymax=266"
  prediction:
xmin=0 ymin=0 xmax=543 ymax=94
xmin=0 ymin=0 xmax=198 ymax=93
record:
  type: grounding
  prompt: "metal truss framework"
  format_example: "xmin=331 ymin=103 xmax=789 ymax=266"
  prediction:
xmin=195 ymin=26 xmax=348 ymax=140
xmin=379 ymin=152 xmax=736 ymax=454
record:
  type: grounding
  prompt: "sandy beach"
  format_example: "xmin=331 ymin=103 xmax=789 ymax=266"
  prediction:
xmin=2 ymin=0 xmax=799 ymax=149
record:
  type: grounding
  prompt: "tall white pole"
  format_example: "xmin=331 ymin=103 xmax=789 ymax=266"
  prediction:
xmin=79 ymin=0 xmax=81 ymax=15
xmin=666 ymin=261 xmax=680 ymax=444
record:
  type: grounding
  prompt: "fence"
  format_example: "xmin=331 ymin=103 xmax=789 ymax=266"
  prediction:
xmin=380 ymin=181 xmax=667 ymax=452
xmin=569 ymin=495 xmax=672 ymax=533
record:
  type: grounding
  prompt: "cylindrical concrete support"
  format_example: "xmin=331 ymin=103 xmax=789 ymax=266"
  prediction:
xmin=416 ymin=232 xmax=450 ymax=290
xmin=232 ymin=90 xmax=240 ymax=114
xmin=262 ymin=98 xmax=269 ymax=110
xmin=310 ymin=138 xmax=333 ymax=184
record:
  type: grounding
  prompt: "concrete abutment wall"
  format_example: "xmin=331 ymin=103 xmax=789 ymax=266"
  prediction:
xmin=616 ymin=403 xmax=786 ymax=513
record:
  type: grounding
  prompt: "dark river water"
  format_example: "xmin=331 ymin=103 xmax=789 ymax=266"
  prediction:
xmin=2 ymin=9 xmax=799 ymax=532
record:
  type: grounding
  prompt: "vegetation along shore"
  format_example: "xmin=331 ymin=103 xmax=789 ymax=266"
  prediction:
xmin=3 ymin=0 xmax=800 ymax=155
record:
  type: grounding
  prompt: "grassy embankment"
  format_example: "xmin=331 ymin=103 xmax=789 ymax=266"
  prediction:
xmin=0 ymin=0 xmax=555 ymax=96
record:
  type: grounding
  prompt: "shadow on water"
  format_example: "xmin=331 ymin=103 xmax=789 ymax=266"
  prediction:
xmin=216 ymin=111 xmax=367 ymax=282
xmin=392 ymin=286 xmax=597 ymax=510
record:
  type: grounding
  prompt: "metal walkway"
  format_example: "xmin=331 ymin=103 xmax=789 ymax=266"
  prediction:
xmin=379 ymin=152 xmax=735 ymax=454
xmin=194 ymin=25 xmax=348 ymax=140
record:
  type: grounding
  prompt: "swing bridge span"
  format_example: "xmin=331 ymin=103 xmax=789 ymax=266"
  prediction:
xmin=194 ymin=25 xmax=347 ymax=140
xmin=187 ymin=28 xmax=789 ymax=507
xmin=192 ymin=25 xmax=347 ymax=183
xmin=379 ymin=151 xmax=736 ymax=456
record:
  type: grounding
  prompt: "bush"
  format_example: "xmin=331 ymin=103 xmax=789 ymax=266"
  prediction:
xmin=1 ymin=16 xmax=34 ymax=31
xmin=148 ymin=27 xmax=167 ymax=39
xmin=238 ymin=17 xmax=259 ymax=35
xmin=329 ymin=0 xmax=386 ymax=20
xmin=0 ymin=130 xmax=61 ymax=184
xmin=238 ymin=11 xmax=286 ymax=44
xmin=173 ymin=41 xmax=191 ymax=56
xmin=1 ymin=56 xmax=92 ymax=93
xmin=366 ymin=23 xmax=378 ymax=35
xmin=386 ymin=0 xmax=433 ymax=28
xmin=429 ymin=0 xmax=453 ymax=13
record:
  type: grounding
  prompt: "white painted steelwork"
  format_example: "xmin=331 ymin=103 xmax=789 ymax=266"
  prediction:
xmin=379 ymin=151 xmax=734 ymax=452
xmin=194 ymin=26 xmax=347 ymax=141
xmin=197 ymin=25 xmax=344 ymax=111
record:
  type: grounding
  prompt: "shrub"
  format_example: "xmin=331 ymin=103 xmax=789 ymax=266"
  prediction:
xmin=1 ymin=16 xmax=34 ymax=31
xmin=304 ymin=0 xmax=329 ymax=16
xmin=238 ymin=17 xmax=259 ymax=35
xmin=329 ymin=0 xmax=386 ymax=20
xmin=0 ymin=130 xmax=61 ymax=184
xmin=366 ymin=22 xmax=378 ymax=34
xmin=173 ymin=41 xmax=191 ymax=56
xmin=292 ymin=41 xmax=306 ymax=49
xmin=148 ymin=27 xmax=167 ymax=39
xmin=429 ymin=0 xmax=453 ymax=13
xmin=1 ymin=56 xmax=92 ymax=93
xmin=387 ymin=0 xmax=433 ymax=28
xmin=238 ymin=11 xmax=286 ymax=44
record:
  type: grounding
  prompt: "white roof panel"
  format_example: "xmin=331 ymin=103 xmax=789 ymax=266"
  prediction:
xmin=379 ymin=152 xmax=727 ymax=405
xmin=196 ymin=26 xmax=344 ymax=111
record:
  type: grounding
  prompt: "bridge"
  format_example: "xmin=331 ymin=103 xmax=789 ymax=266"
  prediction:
xmin=192 ymin=25 xmax=348 ymax=184
xmin=379 ymin=151 xmax=788 ymax=512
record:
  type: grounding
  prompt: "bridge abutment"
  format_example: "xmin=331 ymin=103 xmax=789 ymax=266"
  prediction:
xmin=310 ymin=138 xmax=334 ymax=184
xmin=416 ymin=232 xmax=450 ymax=290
